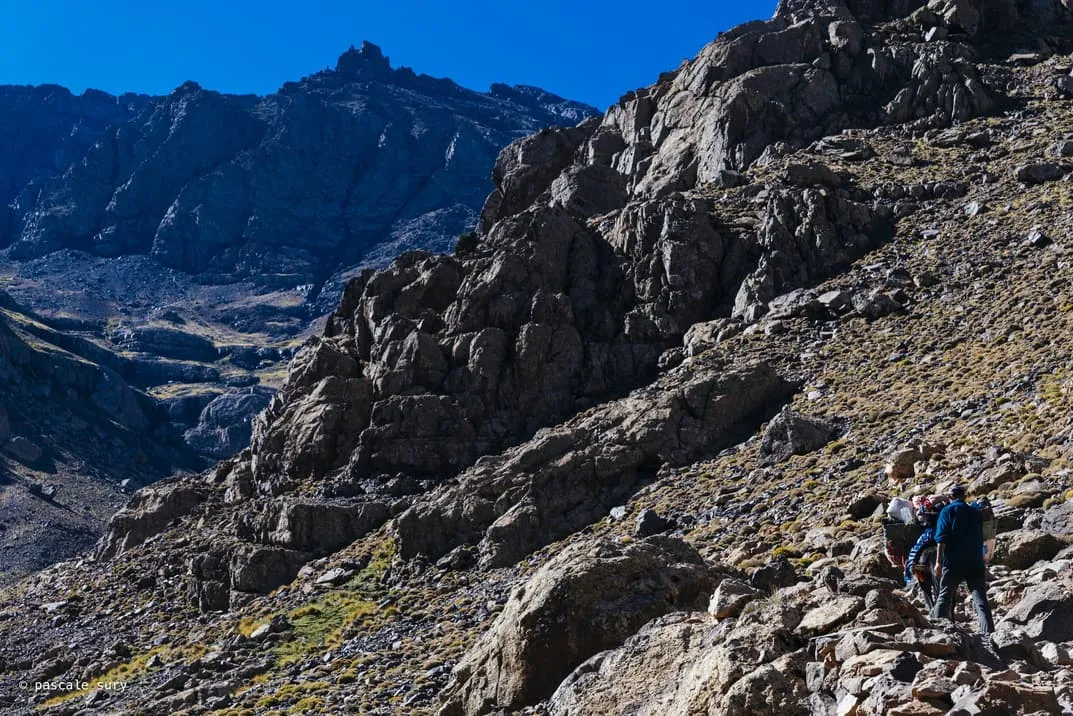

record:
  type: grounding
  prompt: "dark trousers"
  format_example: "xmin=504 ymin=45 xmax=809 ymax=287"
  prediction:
xmin=932 ymin=567 xmax=995 ymax=635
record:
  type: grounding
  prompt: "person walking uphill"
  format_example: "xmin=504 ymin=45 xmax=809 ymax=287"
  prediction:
xmin=932 ymin=485 xmax=995 ymax=634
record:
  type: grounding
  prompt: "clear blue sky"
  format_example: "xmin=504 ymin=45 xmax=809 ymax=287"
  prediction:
xmin=0 ymin=1 xmax=778 ymax=109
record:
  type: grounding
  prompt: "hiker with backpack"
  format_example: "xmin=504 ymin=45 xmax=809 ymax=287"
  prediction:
xmin=904 ymin=495 xmax=945 ymax=610
xmin=932 ymin=484 xmax=995 ymax=635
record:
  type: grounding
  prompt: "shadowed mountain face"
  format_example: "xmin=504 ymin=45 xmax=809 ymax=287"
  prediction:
xmin=5 ymin=42 xmax=597 ymax=309
xmin=0 ymin=85 xmax=151 ymax=221
xmin=8 ymin=2 xmax=1073 ymax=714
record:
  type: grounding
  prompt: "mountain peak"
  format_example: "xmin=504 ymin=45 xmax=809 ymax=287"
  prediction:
xmin=335 ymin=41 xmax=392 ymax=79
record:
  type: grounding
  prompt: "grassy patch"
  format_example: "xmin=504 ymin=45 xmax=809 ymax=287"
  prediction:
xmin=275 ymin=591 xmax=377 ymax=666
xmin=41 ymin=644 xmax=205 ymax=708
xmin=254 ymin=681 xmax=329 ymax=710
xmin=271 ymin=539 xmax=395 ymax=667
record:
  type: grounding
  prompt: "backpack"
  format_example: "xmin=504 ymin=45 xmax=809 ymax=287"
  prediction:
xmin=883 ymin=519 xmax=924 ymax=568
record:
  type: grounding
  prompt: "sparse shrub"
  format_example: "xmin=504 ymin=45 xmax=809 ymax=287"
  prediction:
xmin=770 ymin=544 xmax=801 ymax=560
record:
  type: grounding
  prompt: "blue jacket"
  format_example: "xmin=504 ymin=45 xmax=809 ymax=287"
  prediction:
xmin=905 ymin=527 xmax=935 ymax=583
xmin=934 ymin=499 xmax=985 ymax=574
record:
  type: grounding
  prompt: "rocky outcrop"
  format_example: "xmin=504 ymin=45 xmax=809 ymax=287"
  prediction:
xmin=8 ymin=42 xmax=597 ymax=294
xmin=109 ymin=327 xmax=219 ymax=363
xmin=95 ymin=481 xmax=208 ymax=560
xmin=393 ymin=356 xmax=792 ymax=567
xmin=182 ymin=387 xmax=274 ymax=459
xmin=237 ymin=500 xmax=390 ymax=555
xmin=249 ymin=182 xmax=878 ymax=496
xmin=0 ymin=85 xmax=149 ymax=247
xmin=239 ymin=0 xmax=1037 ymax=537
xmin=439 ymin=536 xmax=714 ymax=715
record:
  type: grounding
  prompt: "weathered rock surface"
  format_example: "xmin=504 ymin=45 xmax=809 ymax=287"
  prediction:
xmin=993 ymin=529 xmax=1067 ymax=570
xmin=238 ymin=500 xmax=391 ymax=555
xmin=393 ymin=356 xmax=792 ymax=567
xmin=0 ymin=85 xmax=150 ymax=247
xmin=760 ymin=407 xmax=840 ymax=463
xmin=438 ymin=536 xmax=713 ymax=714
xmin=547 ymin=596 xmax=809 ymax=716
xmin=182 ymin=387 xmax=274 ymax=459
xmin=95 ymin=481 xmax=208 ymax=560
xmin=999 ymin=579 xmax=1073 ymax=643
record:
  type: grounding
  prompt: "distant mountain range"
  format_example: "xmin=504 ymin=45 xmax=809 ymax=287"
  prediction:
xmin=2 ymin=41 xmax=596 ymax=309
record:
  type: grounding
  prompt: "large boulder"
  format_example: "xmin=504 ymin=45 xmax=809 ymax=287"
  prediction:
xmin=999 ymin=580 xmax=1073 ymax=642
xmin=228 ymin=545 xmax=311 ymax=594
xmin=547 ymin=597 xmax=806 ymax=716
xmin=96 ymin=481 xmax=208 ymax=560
xmin=759 ymin=408 xmax=839 ymax=464
xmin=438 ymin=536 xmax=713 ymax=715
xmin=992 ymin=529 xmax=1066 ymax=569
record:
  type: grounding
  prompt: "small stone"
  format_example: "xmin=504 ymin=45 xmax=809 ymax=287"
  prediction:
xmin=913 ymin=271 xmax=939 ymax=288
xmin=714 ymin=169 xmax=749 ymax=188
xmin=708 ymin=579 xmax=760 ymax=618
xmin=1016 ymin=162 xmax=1067 ymax=184
xmin=315 ymin=567 xmax=355 ymax=586
xmin=1025 ymin=227 xmax=1052 ymax=249
xmin=924 ymin=26 xmax=948 ymax=42
xmin=964 ymin=201 xmax=986 ymax=217
xmin=1051 ymin=140 xmax=1073 ymax=157
xmin=249 ymin=623 xmax=272 ymax=640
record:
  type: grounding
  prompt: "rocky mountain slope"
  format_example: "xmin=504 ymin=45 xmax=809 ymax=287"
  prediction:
xmin=0 ymin=85 xmax=150 ymax=228
xmin=0 ymin=45 xmax=595 ymax=584
xmin=4 ymin=0 xmax=1073 ymax=714
xmin=0 ymin=290 xmax=206 ymax=582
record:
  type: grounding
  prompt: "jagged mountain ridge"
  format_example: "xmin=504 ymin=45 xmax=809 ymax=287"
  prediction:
xmin=3 ymin=1 xmax=1073 ymax=714
xmin=5 ymin=41 xmax=597 ymax=305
